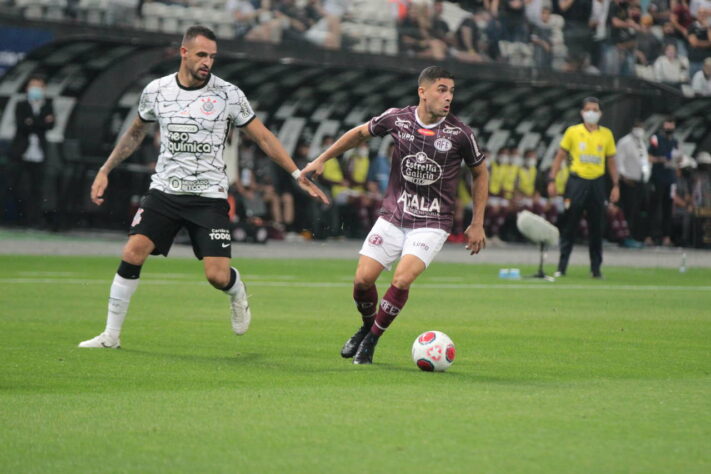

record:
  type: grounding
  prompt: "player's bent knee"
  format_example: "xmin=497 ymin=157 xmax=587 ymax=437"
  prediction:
xmin=205 ymin=268 xmax=230 ymax=289
xmin=121 ymin=237 xmax=153 ymax=265
xmin=353 ymin=277 xmax=375 ymax=291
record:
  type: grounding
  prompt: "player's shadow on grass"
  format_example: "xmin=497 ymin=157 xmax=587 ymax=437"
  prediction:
xmin=122 ymin=348 xmax=265 ymax=365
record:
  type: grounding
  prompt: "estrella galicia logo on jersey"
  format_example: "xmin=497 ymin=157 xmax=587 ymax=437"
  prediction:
xmin=401 ymin=152 xmax=442 ymax=186
xmin=417 ymin=128 xmax=436 ymax=136
xmin=434 ymin=138 xmax=452 ymax=152
xmin=166 ymin=122 xmax=213 ymax=154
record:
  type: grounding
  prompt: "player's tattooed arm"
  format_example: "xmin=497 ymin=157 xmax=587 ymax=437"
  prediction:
xmin=99 ymin=116 xmax=150 ymax=175
xmin=90 ymin=116 xmax=149 ymax=206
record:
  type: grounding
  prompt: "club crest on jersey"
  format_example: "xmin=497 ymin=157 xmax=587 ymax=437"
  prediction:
xmin=434 ymin=138 xmax=452 ymax=152
xmin=417 ymin=128 xmax=436 ymax=136
xmin=401 ymin=152 xmax=442 ymax=186
xmin=201 ymin=98 xmax=218 ymax=115
xmin=368 ymin=234 xmax=384 ymax=246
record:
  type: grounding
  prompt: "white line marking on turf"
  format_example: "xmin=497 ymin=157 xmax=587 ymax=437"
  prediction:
xmin=1 ymin=277 xmax=709 ymax=292
xmin=18 ymin=271 xmax=78 ymax=276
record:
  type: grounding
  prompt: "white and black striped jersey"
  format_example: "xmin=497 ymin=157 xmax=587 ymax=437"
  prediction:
xmin=138 ymin=73 xmax=255 ymax=199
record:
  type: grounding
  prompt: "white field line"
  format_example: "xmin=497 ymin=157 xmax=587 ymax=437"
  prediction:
xmin=1 ymin=277 xmax=709 ymax=292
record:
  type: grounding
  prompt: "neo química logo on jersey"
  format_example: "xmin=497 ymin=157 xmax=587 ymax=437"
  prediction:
xmin=166 ymin=123 xmax=213 ymax=154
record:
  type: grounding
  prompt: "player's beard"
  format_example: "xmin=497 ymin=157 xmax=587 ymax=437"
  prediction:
xmin=192 ymin=66 xmax=210 ymax=83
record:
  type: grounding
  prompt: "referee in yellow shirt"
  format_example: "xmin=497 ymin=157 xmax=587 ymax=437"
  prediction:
xmin=547 ymin=97 xmax=620 ymax=278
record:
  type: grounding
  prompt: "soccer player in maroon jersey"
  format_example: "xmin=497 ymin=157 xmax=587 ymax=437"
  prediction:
xmin=300 ymin=66 xmax=489 ymax=364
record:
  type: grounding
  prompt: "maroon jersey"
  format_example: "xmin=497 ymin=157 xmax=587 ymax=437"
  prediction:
xmin=368 ymin=105 xmax=485 ymax=232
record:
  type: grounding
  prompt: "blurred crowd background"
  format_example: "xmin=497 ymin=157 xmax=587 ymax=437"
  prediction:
xmin=0 ymin=0 xmax=710 ymax=248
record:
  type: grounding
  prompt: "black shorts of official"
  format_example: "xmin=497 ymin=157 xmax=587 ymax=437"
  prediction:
xmin=129 ymin=189 xmax=231 ymax=259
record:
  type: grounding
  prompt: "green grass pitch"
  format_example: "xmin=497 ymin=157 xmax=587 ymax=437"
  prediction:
xmin=1 ymin=255 xmax=710 ymax=473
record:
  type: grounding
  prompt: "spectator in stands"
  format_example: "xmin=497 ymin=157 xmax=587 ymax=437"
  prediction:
xmin=304 ymin=0 xmax=350 ymax=50
xmin=690 ymin=0 xmax=711 ymax=17
xmin=692 ymin=151 xmax=711 ymax=209
xmin=277 ymin=0 xmax=319 ymax=45
xmin=499 ymin=0 xmax=529 ymax=44
xmin=691 ymin=57 xmax=711 ymax=94
xmin=615 ymin=120 xmax=649 ymax=246
xmin=227 ymin=0 xmax=282 ymax=43
xmin=485 ymin=148 xmax=509 ymax=244
xmin=9 ymin=74 xmax=54 ymax=228
xmin=653 ymin=42 xmax=690 ymax=84
xmin=553 ymin=0 xmax=594 ymax=64
xmin=605 ymin=0 xmax=641 ymax=76
xmin=648 ymin=0 xmax=672 ymax=25
xmin=366 ymin=142 xmax=393 ymax=197
xmin=398 ymin=1 xmax=447 ymax=59
xmin=672 ymin=155 xmax=698 ymax=246
xmin=634 ymin=14 xmax=662 ymax=79
xmin=647 ymin=117 xmax=680 ymax=246
xmin=670 ymin=0 xmax=693 ymax=41
xmin=531 ymin=6 xmax=554 ymax=68
xmin=271 ymin=141 xmax=299 ymax=239
xmin=515 ymin=149 xmax=544 ymax=214
xmin=451 ymin=6 xmax=488 ymax=62
xmin=687 ymin=7 xmax=711 ymax=79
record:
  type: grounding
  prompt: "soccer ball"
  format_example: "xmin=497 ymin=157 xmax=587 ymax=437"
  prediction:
xmin=411 ymin=331 xmax=455 ymax=372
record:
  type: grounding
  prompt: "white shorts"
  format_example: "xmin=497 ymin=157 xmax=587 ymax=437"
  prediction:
xmin=359 ymin=218 xmax=449 ymax=270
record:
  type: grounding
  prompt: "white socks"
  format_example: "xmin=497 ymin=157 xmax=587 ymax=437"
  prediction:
xmin=223 ymin=267 xmax=243 ymax=298
xmin=105 ymin=274 xmax=140 ymax=338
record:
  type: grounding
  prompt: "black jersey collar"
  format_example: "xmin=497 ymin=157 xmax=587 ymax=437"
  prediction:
xmin=175 ymin=73 xmax=211 ymax=91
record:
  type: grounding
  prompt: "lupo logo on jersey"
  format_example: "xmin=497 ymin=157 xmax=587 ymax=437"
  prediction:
xmin=401 ymin=152 xmax=442 ymax=186
xmin=166 ymin=123 xmax=213 ymax=154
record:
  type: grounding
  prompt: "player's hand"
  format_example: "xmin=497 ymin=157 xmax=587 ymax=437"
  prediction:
xmin=609 ymin=185 xmax=620 ymax=204
xmin=90 ymin=170 xmax=108 ymax=206
xmin=300 ymin=158 xmax=325 ymax=179
xmin=297 ymin=176 xmax=330 ymax=205
xmin=547 ymin=181 xmax=557 ymax=198
xmin=464 ymin=224 xmax=486 ymax=255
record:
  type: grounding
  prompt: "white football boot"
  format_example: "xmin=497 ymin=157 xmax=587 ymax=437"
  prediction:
xmin=78 ymin=332 xmax=121 ymax=349
xmin=230 ymin=281 xmax=251 ymax=335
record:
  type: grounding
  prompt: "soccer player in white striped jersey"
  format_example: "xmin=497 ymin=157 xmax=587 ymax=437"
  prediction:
xmin=79 ymin=26 xmax=328 ymax=349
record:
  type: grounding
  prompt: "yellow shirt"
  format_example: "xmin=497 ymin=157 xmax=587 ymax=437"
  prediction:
xmin=323 ymin=159 xmax=347 ymax=198
xmin=517 ymin=166 xmax=537 ymax=197
xmin=560 ymin=124 xmax=616 ymax=180
xmin=501 ymin=164 xmax=519 ymax=199
xmin=489 ymin=162 xmax=504 ymax=196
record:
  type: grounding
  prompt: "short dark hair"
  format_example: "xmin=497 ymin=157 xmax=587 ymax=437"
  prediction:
xmin=418 ymin=66 xmax=454 ymax=86
xmin=182 ymin=25 xmax=217 ymax=45
xmin=27 ymin=74 xmax=47 ymax=84
xmin=581 ymin=96 xmax=601 ymax=110
xmin=663 ymin=116 xmax=676 ymax=124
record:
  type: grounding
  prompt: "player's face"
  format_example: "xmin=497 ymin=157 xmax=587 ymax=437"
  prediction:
xmin=419 ymin=78 xmax=454 ymax=119
xmin=181 ymin=35 xmax=217 ymax=82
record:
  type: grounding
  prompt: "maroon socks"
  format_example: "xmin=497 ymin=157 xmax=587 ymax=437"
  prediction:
xmin=371 ymin=285 xmax=409 ymax=336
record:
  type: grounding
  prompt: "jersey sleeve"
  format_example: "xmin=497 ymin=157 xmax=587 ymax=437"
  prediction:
xmin=228 ymin=86 xmax=256 ymax=128
xmin=461 ymin=127 xmax=486 ymax=167
xmin=137 ymin=80 xmax=159 ymax=122
xmin=559 ymin=126 xmax=574 ymax=152
xmin=605 ymin=129 xmax=616 ymax=156
xmin=367 ymin=108 xmax=398 ymax=137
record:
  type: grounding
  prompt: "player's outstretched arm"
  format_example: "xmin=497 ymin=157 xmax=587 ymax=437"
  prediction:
xmin=465 ymin=163 xmax=488 ymax=255
xmin=91 ymin=116 xmax=149 ymax=206
xmin=243 ymin=117 xmax=329 ymax=204
xmin=299 ymin=123 xmax=372 ymax=179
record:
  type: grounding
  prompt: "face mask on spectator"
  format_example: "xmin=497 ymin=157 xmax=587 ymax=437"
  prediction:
xmin=664 ymin=127 xmax=675 ymax=136
xmin=27 ymin=86 xmax=44 ymax=101
xmin=582 ymin=110 xmax=601 ymax=125
xmin=512 ymin=154 xmax=524 ymax=167
xmin=632 ymin=127 xmax=645 ymax=139
xmin=526 ymin=158 xmax=537 ymax=168
xmin=500 ymin=155 xmax=511 ymax=165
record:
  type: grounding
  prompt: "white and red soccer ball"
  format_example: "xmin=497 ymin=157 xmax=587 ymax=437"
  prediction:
xmin=411 ymin=330 xmax=455 ymax=372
